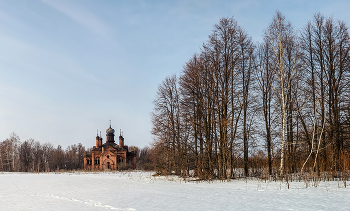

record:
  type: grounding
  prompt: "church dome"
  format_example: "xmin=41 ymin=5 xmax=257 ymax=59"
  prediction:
xmin=106 ymin=126 xmax=115 ymax=134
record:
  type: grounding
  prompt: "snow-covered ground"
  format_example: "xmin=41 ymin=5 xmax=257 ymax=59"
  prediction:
xmin=0 ymin=171 xmax=349 ymax=211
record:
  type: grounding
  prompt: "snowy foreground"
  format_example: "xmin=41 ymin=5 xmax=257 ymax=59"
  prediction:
xmin=0 ymin=171 xmax=349 ymax=211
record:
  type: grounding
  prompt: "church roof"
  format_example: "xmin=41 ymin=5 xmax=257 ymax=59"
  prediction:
xmin=106 ymin=125 xmax=115 ymax=134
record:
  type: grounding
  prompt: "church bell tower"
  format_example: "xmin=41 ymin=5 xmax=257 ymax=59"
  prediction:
xmin=106 ymin=122 xmax=115 ymax=143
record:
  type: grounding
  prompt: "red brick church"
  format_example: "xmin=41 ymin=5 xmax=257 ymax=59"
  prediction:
xmin=84 ymin=124 xmax=136 ymax=170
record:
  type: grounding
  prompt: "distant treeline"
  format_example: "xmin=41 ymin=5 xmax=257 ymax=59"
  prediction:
xmin=0 ymin=133 xmax=86 ymax=172
xmin=150 ymin=11 xmax=350 ymax=180
xmin=0 ymin=132 xmax=153 ymax=172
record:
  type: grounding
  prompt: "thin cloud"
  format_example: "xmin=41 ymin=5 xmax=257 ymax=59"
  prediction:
xmin=41 ymin=0 xmax=109 ymax=37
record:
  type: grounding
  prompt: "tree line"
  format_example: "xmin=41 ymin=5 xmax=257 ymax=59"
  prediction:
xmin=0 ymin=133 xmax=86 ymax=172
xmin=150 ymin=12 xmax=350 ymax=180
xmin=0 ymin=132 xmax=152 ymax=172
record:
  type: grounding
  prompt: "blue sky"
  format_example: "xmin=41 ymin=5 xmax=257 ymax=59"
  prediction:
xmin=0 ymin=0 xmax=350 ymax=149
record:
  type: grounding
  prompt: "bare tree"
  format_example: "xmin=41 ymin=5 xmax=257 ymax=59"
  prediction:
xmin=257 ymin=41 xmax=275 ymax=176
xmin=264 ymin=11 xmax=301 ymax=178
xmin=151 ymin=75 xmax=185 ymax=175
xmin=19 ymin=139 xmax=34 ymax=172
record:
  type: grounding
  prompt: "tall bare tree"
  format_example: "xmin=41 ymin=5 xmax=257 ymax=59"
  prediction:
xmin=151 ymin=75 xmax=185 ymax=175
xmin=264 ymin=11 xmax=301 ymax=178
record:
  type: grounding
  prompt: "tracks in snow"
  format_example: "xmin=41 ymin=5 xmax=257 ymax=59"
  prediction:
xmin=49 ymin=194 xmax=136 ymax=211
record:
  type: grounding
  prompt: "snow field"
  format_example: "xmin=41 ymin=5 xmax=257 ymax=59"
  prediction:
xmin=0 ymin=171 xmax=349 ymax=211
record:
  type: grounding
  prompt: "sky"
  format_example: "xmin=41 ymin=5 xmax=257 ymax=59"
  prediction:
xmin=1 ymin=0 xmax=350 ymax=149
